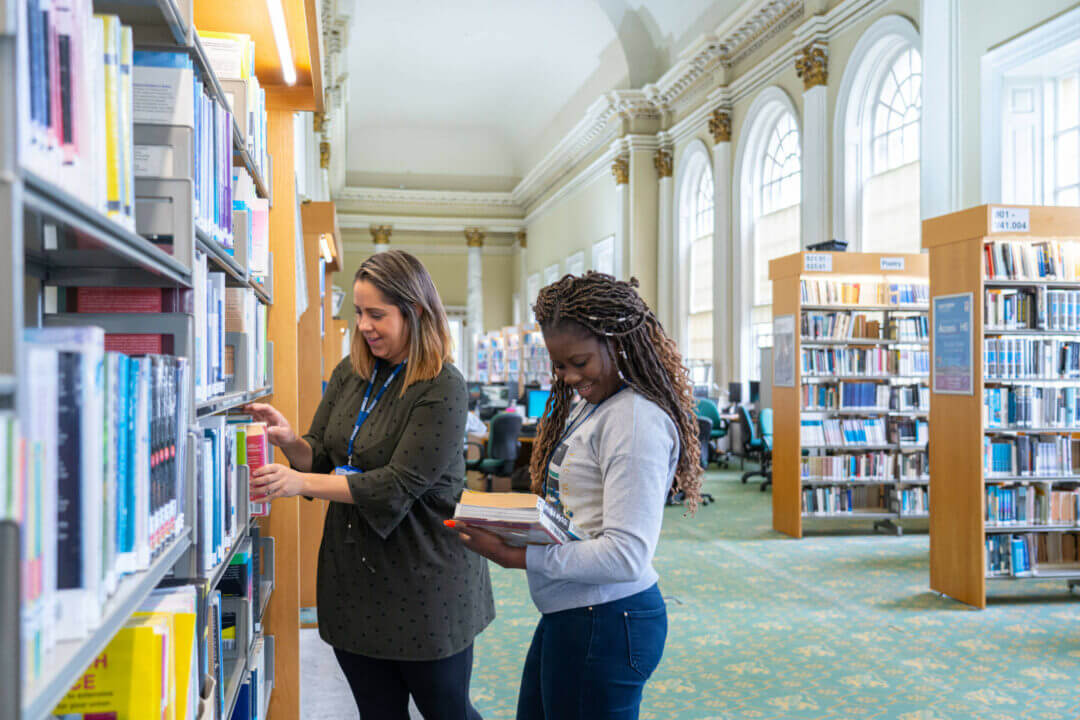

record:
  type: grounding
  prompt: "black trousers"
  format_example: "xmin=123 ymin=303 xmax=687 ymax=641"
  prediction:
xmin=333 ymin=644 xmax=483 ymax=720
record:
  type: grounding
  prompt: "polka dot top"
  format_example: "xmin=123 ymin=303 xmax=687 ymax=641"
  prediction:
xmin=304 ymin=357 xmax=495 ymax=661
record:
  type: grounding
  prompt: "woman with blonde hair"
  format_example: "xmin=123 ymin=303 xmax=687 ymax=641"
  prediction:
xmin=246 ymin=250 xmax=493 ymax=720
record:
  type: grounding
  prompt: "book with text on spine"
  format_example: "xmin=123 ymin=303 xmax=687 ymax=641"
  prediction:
xmin=452 ymin=490 xmax=584 ymax=546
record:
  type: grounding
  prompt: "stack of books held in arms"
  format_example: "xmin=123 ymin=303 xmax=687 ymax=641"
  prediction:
xmin=452 ymin=491 xmax=584 ymax=546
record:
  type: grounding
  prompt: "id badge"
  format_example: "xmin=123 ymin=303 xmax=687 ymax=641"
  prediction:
xmin=335 ymin=465 xmax=363 ymax=476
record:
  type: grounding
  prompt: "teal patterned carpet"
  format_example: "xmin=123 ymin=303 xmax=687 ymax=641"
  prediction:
xmin=469 ymin=469 xmax=1080 ymax=719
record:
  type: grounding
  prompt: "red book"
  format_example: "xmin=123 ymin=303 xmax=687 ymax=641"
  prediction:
xmin=68 ymin=287 xmax=193 ymax=313
xmin=104 ymin=334 xmax=175 ymax=355
xmin=245 ymin=423 xmax=271 ymax=517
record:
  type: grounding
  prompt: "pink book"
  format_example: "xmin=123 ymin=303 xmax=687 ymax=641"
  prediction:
xmin=245 ymin=423 xmax=271 ymax=516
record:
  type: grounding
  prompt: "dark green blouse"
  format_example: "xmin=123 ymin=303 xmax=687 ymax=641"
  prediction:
xmin=304 ymin=357 xmax=494 ymax=661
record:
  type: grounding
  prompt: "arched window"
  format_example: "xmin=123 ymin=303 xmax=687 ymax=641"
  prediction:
xmin=677 ymin=149 xmax=714 ymax=383
xmin=834 ymin=16 xmax=922 ymax=253
xmin=735 ymin=87 xmax=802 ymax=383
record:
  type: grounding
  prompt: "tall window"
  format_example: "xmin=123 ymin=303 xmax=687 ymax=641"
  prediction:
xmin=863 ymin=47 xmax=922 ymax=251
xmin=592 ymin=236 xmax=614 ymax=275
xmin=678 ymin=152 xmax=714 ymax=376
xmin=752 ymin=110 xmax=802 ymax=381
xmin=566 ymin=251 xmax=585 ymax=276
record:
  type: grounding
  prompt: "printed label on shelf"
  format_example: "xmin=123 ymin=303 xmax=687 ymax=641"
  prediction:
xmin=805 ymin=253 xmax=832 ymax=272
xmin=989 ymin=207 xmax=1030 ymax=233
xmin=134 ymin=145 xmax=175 ymax=178
xmin=880 ymin=256 xmax=905 ymax=271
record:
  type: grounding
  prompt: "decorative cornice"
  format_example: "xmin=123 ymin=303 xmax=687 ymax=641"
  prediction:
xmin=611 ymin=157 xmax=629 ymax=185
xmin=335 ymin=186 xmax=519 ymax=209
xmin=370 ymin=225 xmax=392 ymax=244
xmin=344 ymin=241 xmax=515 ymax=258
xmin=516 ymin=230 xmax=527 ymax=249
xmin=796 ymin=43 xmax=828 ymax=89
xmin=725 ymin=0 xmax=805 ymax=67
xmin=654 ymin=149 xmax=673 ymax=178
xmin=338 ymin=213 xmax=524 ymax=234
xmin=708 ymin=109 xmax=732 ymax=143
xmin=464 ymin=228 xmax=485 ymax=248
xmin=607 ymin=89 xmax=665 ymax=120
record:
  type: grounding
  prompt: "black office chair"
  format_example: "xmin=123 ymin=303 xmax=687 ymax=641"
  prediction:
xmin=667 ymin=416 xmax=715 ymax=507
xmin=738 ymin=406 xmax=772 ymax=491
xmin=465 ymin=412 xmax=523 ymax=491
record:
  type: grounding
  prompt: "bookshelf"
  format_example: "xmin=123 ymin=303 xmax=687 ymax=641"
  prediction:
xmin=769 ymin=251 xmax=930 ymax=539
xmin=0 ymin=1 xmax=320 ymax=718
xmin=923 ymin=204 xmax=1080 ymax=608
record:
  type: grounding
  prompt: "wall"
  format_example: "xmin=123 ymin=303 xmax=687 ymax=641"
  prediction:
xmin=524 ymin=168 xmax=616 ymax=280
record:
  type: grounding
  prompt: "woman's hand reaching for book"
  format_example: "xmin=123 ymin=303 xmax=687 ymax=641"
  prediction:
xmin=251 ymin=463 xmax=307 ymax=501
xmin=244 ymin=403 xmax=299 ymax=447
xmin=445 ymin=521 xmax=527 ymax=570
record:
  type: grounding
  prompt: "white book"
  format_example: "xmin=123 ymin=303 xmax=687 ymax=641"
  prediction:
xmin=133 ymin=356 xmax=152 ymax=570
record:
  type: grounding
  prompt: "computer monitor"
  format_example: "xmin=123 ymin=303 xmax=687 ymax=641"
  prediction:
xmin=526 ymin=389 xmax=552 ymax=420
xmin=728 ymin=382 xmax=743 ymax=404
xmin=749 ymin=381 xmax=760 ymax=404
xmin=480 ymin=384 xmax=510 ymax=409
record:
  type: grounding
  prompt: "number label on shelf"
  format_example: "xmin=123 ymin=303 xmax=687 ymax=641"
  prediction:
xmin=804 ymin=253 xmax=832 ymax=272
xmin=990 ymin=207 xmax=1030 ymax=233
xmin=880 ymin=257 xmax=905 ymax=271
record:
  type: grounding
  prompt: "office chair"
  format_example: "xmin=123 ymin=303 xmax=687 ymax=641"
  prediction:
xmin=667 ymin=417 xmax=715 ymax=507
xmin=465 ymin=412 xmax=523 ymax=491
xmin=695 ymin=398 xmax=730 ymax=468
xmin=739 ymin=406 xmax=772 ymax=490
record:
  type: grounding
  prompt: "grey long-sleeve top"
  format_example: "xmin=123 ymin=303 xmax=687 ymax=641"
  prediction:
xmin=525 ymin=388 xmax=678 ymax=614
xmin=304 ymin=357 xmax=494 ymax=660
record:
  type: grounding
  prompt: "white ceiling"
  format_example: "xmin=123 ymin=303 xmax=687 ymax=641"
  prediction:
xmin=345 ymin=0 xmax=742 ymax=189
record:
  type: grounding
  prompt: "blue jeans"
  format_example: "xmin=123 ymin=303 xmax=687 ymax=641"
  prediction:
xmin=516 ymin=584 xmax=667 ymax=720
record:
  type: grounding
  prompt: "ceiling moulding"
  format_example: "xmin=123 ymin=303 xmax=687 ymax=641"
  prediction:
xmin=343 ymin=242 xmax=517 ymax=257
xmin=338 ymin=213 xmax=524 ymax=234
xmin=335 ymin=187 xmax=520 ymax=210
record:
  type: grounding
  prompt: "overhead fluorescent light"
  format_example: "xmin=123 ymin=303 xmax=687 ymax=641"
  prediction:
xmin=319 ymin=233 xmax=334 ymax=262
xmin=266 ymin=0 xmax=296 ymax=85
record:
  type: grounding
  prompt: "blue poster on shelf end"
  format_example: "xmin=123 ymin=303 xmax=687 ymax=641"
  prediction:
xmin=932 ymin=292 xmax=974 ymax=395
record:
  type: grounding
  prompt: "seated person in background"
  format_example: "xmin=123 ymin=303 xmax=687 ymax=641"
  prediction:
xmin=465 ymin=397 xmax=487 ymax=438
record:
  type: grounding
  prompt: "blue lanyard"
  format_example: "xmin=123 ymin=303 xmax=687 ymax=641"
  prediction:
xmin=347 ymin=360 xmax=405 ymax=461
xmin=543 ymin=386 xmax=626 ymax=498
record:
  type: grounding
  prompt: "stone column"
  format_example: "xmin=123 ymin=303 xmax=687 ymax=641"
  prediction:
xmin=709 ymin=109 xmax=733 ymax=391
xmin=612 ymin=155 xmax=630 ymax=280
xmin=654 ymin=147 xmax=674 ymax=334
xmin=370 ymin=225 xmax=392 ymax=253
xmin=627 ymin=136 xmax=660 ymax=309
xmin=797 ymin=43 xmax=829 ymax=249
xmin=920 ymin=0 xmax=960 ymax=219
xmin=516 ymin=230 xmax=528 ymax=324
xmin=465 ymin=228 xmax=485 ymax=380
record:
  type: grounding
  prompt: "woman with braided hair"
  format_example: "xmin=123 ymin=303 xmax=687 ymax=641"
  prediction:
xmin=452 ymin=271 xmax=701 ymax=719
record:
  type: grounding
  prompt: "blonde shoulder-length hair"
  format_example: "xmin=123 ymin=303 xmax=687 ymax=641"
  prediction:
xmin=350 ymin=250 xmax=453 ymax=392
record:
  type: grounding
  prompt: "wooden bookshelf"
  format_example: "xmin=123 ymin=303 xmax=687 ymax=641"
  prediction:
xmin=923 ymin=204 xmax=1080 ymax=609
xmin=769 ymin=251 xmax=930 ymax=539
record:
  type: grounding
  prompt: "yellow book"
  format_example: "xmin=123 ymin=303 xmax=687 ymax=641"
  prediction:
xmin=135 ymin=611 xmax=199 ymax=720
xmin=197 ymin=30 xmax=253 ymax=80
xmin=53 ymin=616 xmax=167 ymax=719
xmin=95 ymin=15 xmax=122 ymax=218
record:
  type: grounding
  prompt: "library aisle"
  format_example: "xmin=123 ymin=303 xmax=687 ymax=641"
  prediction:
xmin=406 ymin=467 xmax=1079 ymax=720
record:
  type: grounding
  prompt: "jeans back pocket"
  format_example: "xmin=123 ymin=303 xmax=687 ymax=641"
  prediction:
xmin=624 ymin=606 xmax=667 ymax=678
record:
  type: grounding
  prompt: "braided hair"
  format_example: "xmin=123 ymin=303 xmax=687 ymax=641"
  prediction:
xmin=529 ymin=271 xmax=703 ymax=512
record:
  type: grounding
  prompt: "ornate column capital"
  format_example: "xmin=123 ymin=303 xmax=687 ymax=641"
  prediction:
xmin=320 ymin=141 xmax=331 ymax=169
xmin=611 ymin=156 xmax=629 ymax=185
xmin=653 ymin=149 xmax=673 ymax=179
xmin=313 ymin=111 xmax=327 ymax=133
xmin=516 ymin=230 xmax=527 ymax=249
xmin=370 ymin=225 xmax=392 ymax=245
xmin=795 ymin=44 xmax=828 ymax=90
xmin=465 ymin=228 xmax=485 ymax=248
xmin=708 ymin=109 xmax=731 ymax=144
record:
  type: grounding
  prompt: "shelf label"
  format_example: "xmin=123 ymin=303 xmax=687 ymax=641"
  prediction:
xmin=990 ymin=207 xmax=1030 ymax=233
xmin=804 ymin=253 xmax=832 ymax=272
xmin=880 ymin=256 xmax=905 ymax=271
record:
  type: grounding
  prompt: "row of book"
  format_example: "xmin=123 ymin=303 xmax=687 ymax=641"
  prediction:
xmin=22 ymin=6 xmax=137 ymax=229
xmin=801 ymin=312 xmax=882 ymax=340
xmin=893 ymin=316 xmax=930 ymax=342
xmin=983 ymin=287 xmax=1080 ymax=331
xmin=893 ymin=419 xmax=929 ymax=445
xmin=800 ymin=280 xmax=928 ymax=306
xmin=224 ymin=286 xmax=270 ymax=394
xmin=983 ymin=337 xmax=1080 ymax=380
xmin=983 ymin=239 xmax=1080 ymax=282
xmin=983 ymin=435 xmax=1080 ymax=477
xmin=19 ymin=327 xmax=188 ymax=687
xmin=522 ymin=330 xmax=551 ymax=384
xmin=800 ymin=417 xmax=888 ymax=446
xmin=895 ymin=487 xmax=929 ymax=516
xmin=801 ymin=486 xmax=889 ymax=515
xmin=801 ymin=347 xmax=929 ymax=377
xmin=984 ymin=385 xmax=1080 ymax=428
xmin=802 ymin=382 xmax=930 ymax=411
xmin=899 ymin=451 xmax=930 ymax=480
xmin=986 ymin=532 xmax=1080 ymax=577
xmin=800 ymin=453 xmax=892 ymax=482
xmin=985 ymin=485 xmax=1080 ymax=527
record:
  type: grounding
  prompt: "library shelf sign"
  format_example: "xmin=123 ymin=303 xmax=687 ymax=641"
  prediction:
xmin=932 ymin=292 xmax=973 ymax=395
xmin=773 ymin=314 xmax=796 ymax=388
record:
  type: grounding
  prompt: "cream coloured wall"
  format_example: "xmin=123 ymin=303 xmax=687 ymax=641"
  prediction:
xmin=523 ymin=169 xmax=617 ymax=282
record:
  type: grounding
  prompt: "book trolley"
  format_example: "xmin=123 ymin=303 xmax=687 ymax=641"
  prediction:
xmin=924 ymin=205 xmax=1080 ymax=608
xmin=0 ymin=1 xmax=322 ymax=717
xmin=770 ymin=251 xmax=930 ymax=539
